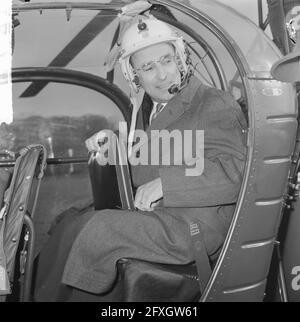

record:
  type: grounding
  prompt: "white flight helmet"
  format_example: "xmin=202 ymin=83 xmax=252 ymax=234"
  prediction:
xmin=119 ymin=15 xmax=190 ymax=93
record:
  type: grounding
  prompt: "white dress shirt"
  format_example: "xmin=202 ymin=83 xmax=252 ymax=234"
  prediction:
xmin=149 ymin=102 xmax=167 ymax=124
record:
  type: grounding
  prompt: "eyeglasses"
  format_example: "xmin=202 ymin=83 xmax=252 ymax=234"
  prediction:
xmin=135 ymin=54 xmax=176 ymax=73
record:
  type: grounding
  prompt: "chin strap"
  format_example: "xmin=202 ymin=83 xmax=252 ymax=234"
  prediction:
xmin=127 ymin=95 xmax=138 ymax=158
xmin=127 ymin=90 xmax=145 ymax=158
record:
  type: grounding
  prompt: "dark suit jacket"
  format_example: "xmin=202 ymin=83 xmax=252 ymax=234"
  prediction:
xmin=48 ymin=76 xmax=247 ymax=295
xmin=131 ymin=75 xmax=247 ymax=209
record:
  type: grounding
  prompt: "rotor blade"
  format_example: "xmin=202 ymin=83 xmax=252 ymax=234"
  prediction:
xmin=20 ymin=10 xmax=117 ymax=98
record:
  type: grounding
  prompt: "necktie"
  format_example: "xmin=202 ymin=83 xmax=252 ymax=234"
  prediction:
xmin=150 ymin=103 xmax=165 ymax=124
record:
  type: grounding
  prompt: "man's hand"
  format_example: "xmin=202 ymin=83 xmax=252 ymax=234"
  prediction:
xmin=85 ymin=130 xmax=110 ymax=152
xmin=134 ymin=177 xmax=163 ymax=211
xmin=85 ymin=130 xmax=111 ymax=165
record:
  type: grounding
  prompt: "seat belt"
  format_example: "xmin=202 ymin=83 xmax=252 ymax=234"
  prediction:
xmin=189 ymin=222 xmax=212 ymax=295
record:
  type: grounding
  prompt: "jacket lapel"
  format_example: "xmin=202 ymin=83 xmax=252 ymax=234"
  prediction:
xmin=135 ymin=76 xmax=200 ymax=149
xmin=134 ymin=93 xmax=152 ymax=133
xmin=146 ymin=93 xmax=186 ymax=133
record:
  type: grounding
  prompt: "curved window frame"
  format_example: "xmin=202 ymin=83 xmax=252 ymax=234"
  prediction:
xmin=1 ymin=67 xmax=132 ymax=167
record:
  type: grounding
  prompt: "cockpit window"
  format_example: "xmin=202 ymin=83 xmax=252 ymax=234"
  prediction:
xmin=2 ymin=81 xmax=124 ymax=160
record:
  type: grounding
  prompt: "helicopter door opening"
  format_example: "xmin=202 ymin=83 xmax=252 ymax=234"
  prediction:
xmin=9 ymin=2 xmax=250 ymax=302
xmin=2 ymin=69 xmax=131 ymax=260
xmin=9 ymin=1 xmax=298 ymax=302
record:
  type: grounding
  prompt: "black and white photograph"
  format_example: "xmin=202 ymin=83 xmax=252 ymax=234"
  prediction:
xmin=1 ymin=0 xmax=300 ymax=305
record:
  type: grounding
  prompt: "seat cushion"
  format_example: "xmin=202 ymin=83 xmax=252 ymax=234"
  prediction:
xmin=116 ymin=258 xmax=201 ymax=302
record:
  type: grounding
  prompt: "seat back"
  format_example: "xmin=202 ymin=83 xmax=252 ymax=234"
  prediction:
xmin=0 ymin=145 xmax=47 ymax=301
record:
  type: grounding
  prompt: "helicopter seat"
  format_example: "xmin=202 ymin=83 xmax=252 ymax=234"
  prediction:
xmin=0 ymin=145 xmax=47 ymax=302
xmin=88 ymin=152 xmax=219 ymax=301
xmin=115 ymin=258 xmax=200 ymax=302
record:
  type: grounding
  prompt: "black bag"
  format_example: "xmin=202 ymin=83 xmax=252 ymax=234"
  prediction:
xmin=88 ymin=132 xmax=135 ymax=211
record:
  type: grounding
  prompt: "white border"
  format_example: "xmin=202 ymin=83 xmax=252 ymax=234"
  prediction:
xmin=0 ymin=0 xmax=12 ymax=125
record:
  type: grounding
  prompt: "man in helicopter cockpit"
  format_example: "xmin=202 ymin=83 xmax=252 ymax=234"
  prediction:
xmin=33 ymin=13 xmax=247 ymax=301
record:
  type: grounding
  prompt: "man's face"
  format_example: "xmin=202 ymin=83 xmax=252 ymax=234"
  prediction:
xmin=131 ymin=43 xmax=181 ymax=103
